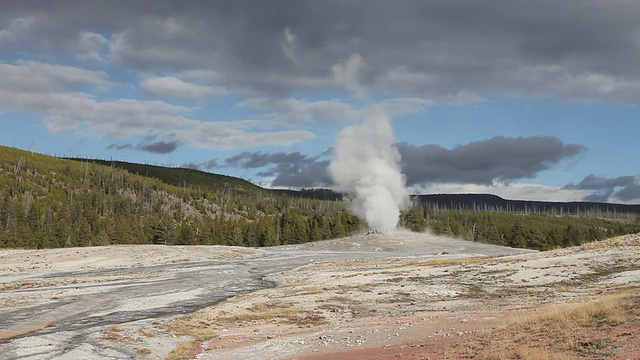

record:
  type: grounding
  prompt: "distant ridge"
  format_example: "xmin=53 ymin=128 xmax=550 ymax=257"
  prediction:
xmin=414 ymin=193 xmax=640 ymax=214
xmin=67 ymin=158 xmax=260 ymax=192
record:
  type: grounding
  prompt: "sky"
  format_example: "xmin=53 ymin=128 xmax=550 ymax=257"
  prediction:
xmin=1 ymin=0 xmax=639 ymax=204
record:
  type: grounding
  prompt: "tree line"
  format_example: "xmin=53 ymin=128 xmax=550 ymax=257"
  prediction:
xmin=399 ymin=205 xmax=640 ymax=250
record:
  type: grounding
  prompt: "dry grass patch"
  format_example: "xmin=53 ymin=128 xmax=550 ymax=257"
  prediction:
xmin=163 ymin=299 xmax=326 ymax=340
xmin=134 ymin=347 xmax=152 ymax=357
xmin=282 ymin=285 xmax=328 ymax=296
xmin=409 ymin=257 xmax=489 ymax=267
xmin=0 ymin=279 xmax=57 ymax=291
xmin=165 ymin=340 xmax=198 ymax=360
xmin=101 ymin=325 xmax=142 ymax=343
xmin=235 ymin=301 xmax=328 ymax=326
xmin=508 ymin=291 xmax=631 ymax=330
xmin=159 ymin=314 xmax=221 ymax=342
xmin=319 ymin=295 xmax=374 ymax=317
xmin=469 ymin=288 xmax=639 ymax=359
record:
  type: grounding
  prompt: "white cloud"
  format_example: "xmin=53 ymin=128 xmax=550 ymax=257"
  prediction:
xmin=240 ymin=96 xmax=431 ymax=124
xmin=281 ymin=27 xmax=299 ymax=66
xmin=379 ymin=67 xmax=443 ymax=94
xmin=76 ymin=31 xmax=109 ymax=62
xmin=0 ymin=61 xmax=313 ymax=149
xmin=379 ymin=98 xmax=433 ymax=117
xmin=1 ymin=61 xmax=112 ymax=91
xmin=170 ymin=121 xmax=314 ymax=149
xmin=331 ymin=53 xmax=368 ymax=98
xmin=241 ymin=97 xmax=361 ymax=124
xmin=0 ymin=16 xmax=37 ymax=44
xmin=141 ymin=76 xmax=226 ymax=99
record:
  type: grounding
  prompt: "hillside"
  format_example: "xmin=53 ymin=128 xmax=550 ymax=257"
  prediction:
xmin=70 ymin=158 xmax=262 ymax=193
xmin=0 ymin=146 xmax=361 ymax=249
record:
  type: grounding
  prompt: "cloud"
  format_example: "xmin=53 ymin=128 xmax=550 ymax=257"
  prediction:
xmin=565 ymin=174 xmax=636 ymax=190
xmin=141 ymin=76 xmax=226 ymax=99
xmin=239 ymin=96 xmax=432 ymax=124
xmin=137 ymin=139 xmax=181 ymax=154
xmin=565 ymin=174 xmax=640 ymax=202
xmin=75 ymin=31 xmax=109 ymax=62
xmin=0 ymin=16 xmax=37 ymax=44
xmin=221 ymin=136 xmax=586 ymax=189
xmin=3 ymin=1 xmax=640 ymax=101
xmin=240 ymin=97 xmax=361 ymax=124
xmin=222 ymin=151 xmax=332 ymax=188
xmin=183 ymin=159 xmax=220 ymax=170
xmin=615 ymin=182 xmax=640 ymax=202
xmin=107 ymin=143 xmax=133 ymax=151
xmin=225 ymin=151 xmax=308 ymax=169
xmin=332 ymin=53 xmax=368 ymax=97
xmin=397 ymin=136 xmax=586 ymax=186
xmin=281 ymin=27 xmax=299 ymax=66
xmin=0 ymin=61 xmax=313 ymax=149
xmin=108 ymin=138 xmax=181 ymax=154
xmin=0 ymin=13 xmax=108 ymax=62
xmin=0 ymin=61 xmax=112 ymax=91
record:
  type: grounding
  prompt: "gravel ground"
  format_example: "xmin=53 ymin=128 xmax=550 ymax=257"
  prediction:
xmin=1 ymin=231 xmax=638 ymax=360
xmin=172 ymin=232 xmax=640 ymax=360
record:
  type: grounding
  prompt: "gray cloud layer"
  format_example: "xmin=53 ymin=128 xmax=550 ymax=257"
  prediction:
xmin=565 ymin=175 xmax=640 ymax=202
xmin=137 ymin=140 xmax=181 ymax=154
xmin=2 ymin=1 xmax=640 ymax=101
xmin=224 ymin=151 xmax=331 ymax=188
xmin=397 ymin=136 xmax=586 ymax=186
xmin=208 ymin=136 xmax=586 ymax=189
xmin=3 ymin=1 xmax=639 ymax=203
xmin=108 ymin=138 xmax=181 ymax=154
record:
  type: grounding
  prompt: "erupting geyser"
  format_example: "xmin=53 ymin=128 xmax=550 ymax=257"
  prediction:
xmin=329 ymin=105 xmax=409 ymax=231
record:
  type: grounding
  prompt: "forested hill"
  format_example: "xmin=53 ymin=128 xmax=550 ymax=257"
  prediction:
xmin=414 ymin=194 xmax=640 ymax=215
xmin=71 ymin=158 xmax=261 ymax=193
xmin=0 ymin=146 xmax=362 ymax=249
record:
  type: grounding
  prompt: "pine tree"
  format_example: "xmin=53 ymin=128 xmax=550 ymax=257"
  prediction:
xmin=509 ymin=219 xmax=527 ymax=248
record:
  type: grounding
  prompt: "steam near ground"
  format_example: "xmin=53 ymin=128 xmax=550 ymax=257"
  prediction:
xmin=329 ymin=105 xmax=409 ymax=230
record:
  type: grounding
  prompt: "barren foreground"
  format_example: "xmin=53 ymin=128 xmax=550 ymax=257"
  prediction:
xmin=1 ymin=231 xmax=638 ymax=359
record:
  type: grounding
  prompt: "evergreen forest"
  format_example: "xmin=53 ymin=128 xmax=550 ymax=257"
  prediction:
xmin=399 ymin=204 xmax=640 ymax=250
xmin=1 ymin=145 xmax=638 ymax=250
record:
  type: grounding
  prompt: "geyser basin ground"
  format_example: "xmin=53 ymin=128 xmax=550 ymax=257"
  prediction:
xmin=1 ymin=232 xmax=638 ymax=359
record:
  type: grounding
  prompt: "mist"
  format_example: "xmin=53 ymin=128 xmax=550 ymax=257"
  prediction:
xmin=329 ymin=105 xmax=409 ymax=230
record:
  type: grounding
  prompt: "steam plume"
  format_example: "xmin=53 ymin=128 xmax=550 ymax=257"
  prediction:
xmin=329 ymin=105 xmax=409 ymax=230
